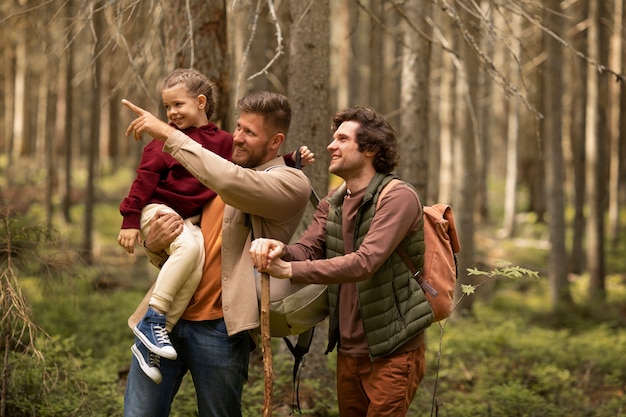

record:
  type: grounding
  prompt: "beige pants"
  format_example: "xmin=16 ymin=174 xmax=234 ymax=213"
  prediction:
xmin=131 ymin=203 xmax=205 ymax=331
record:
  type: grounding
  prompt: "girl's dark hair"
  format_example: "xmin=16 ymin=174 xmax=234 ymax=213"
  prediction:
xmin=331 ymin=106 xmax=398 ymax=173
xmin=161 ymin=68 xmax=218 ymax=119
xmin=237 ymin=91 xmax=291 ymax=136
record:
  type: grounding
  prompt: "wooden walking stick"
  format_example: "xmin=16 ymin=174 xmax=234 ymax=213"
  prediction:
xmin=260 ymin=272 xmax=273 ymax=416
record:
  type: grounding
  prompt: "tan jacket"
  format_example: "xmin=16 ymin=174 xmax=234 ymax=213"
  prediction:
xmin=134 ymin=129 xmax=311 ymax=336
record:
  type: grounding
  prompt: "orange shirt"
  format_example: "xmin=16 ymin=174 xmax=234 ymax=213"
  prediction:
xmin=181 ymin=196 xmax=225 ymax=321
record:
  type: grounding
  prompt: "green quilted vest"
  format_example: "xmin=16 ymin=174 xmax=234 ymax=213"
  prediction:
xmin=325 ymin=173 xmax=433 ymax=359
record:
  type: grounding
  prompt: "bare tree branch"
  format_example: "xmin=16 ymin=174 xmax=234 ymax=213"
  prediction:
xmin=185 ymin=0 xmax=195 ymax=67
xmin=235 ymin=0 xmax=262 ymax=99
xmin=246 ymin=0 xmax=285 ymax=82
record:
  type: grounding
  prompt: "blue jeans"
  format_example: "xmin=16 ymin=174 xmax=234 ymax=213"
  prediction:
xmin=123 ymin=318 xmax=252 ymax=417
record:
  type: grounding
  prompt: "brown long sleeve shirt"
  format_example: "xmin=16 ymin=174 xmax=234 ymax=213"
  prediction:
xmin=284 ymin=181 xmax=424 ymax=356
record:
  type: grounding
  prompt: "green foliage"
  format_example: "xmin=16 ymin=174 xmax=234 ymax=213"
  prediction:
xmin=463 ymin=262 xmax=540 ymax=296
xmin=409 ymin=279 xmax=626 ymax=417
xmin=0 ymin=206 xmax=53 ymax=271
xmin=5 ymin=336 xmax=90 ymax=417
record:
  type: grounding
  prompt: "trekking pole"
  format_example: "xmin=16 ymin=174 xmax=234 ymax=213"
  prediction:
xmin=260 ymin=271 xmax=273 ymax=416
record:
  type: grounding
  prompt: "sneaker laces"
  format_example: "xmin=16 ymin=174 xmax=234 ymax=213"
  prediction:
xmin=153 ymin=325 xmax=171 ymax=346
xmin=148 ymin=350 xmax=160 ymax=367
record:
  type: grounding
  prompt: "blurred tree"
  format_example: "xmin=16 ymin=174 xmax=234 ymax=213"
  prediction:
xmin=398 ymin=1 xmax=431 ymax=196
xmin=81 ymin=1 xmax=105 ymax=264
xmin=433 ymin=9 xmax=455 ymax=205
xmin=585 ymin=0 xmax=606 ymax=300
xmin=567 ymin=0 xmax=588 ymax=275
xmin=542 ymin=0 xmax=572 ymax=307
xmin=447 ymin=0 xmax=480 ymax=317
xmin=502 ymin=9 xmax=522 ymax=238
xmin=476 ymin=0 xmax=494 ymax=223
xmin=288 ymin=0 xmax=330 ymax=227
xmin=60 ymin=0 xmax=75 ymax=224
xmin=607 ymin=0 xmax=623 ymax=248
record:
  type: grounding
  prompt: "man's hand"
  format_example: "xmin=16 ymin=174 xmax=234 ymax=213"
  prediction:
xmin=292 ymin=146 xmax=315 ymax=167
xmin=249 ymin=238 xmax=292 ymax=278
xmin=121 ymin=99 xmax=176 ymax=141
xmin=143 ymin=211 xmax=184 ymax=254
xmin=118 ymin=228 xmax=141 ymax=254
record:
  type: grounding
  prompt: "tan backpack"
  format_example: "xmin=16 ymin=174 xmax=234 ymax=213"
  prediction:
xmin=379 ymin=179 xmax=461 ymax=322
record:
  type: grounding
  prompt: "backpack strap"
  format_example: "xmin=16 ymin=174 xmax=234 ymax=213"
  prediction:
xmin=376 ymin=179 xmax=437 ymax=296
xmin=283 ymin=328 xmax=315 ymax=413
xmin=395 ymin=245 xmax=438 ymax=296
xmin=296 ymin=147 xmax=321 ymax=206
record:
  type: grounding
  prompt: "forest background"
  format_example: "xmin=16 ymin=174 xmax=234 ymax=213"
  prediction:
xmin=1 ymin=0 xmax=625 ymax=416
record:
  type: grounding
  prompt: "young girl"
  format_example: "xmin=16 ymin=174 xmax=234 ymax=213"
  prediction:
xmin=119 ymin=68 xmax=314 ymax=383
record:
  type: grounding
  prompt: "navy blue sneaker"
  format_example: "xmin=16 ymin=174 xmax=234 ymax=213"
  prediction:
xmin=133 ymin=306 xmax=177 ymax=360
xmin=131 ymin=340 xmax=162 ymax=384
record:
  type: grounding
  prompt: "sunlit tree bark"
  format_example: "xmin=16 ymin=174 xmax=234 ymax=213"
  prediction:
xmin=607 ymin=0 xmax=623 ymax=248
xmin=585 ymin=0 xmax=606 ymax=300
xmin=288 ymin=0 xmax=330 ymax=227
xmin=398 ymin=1 xmax=431 ymax=195
xmin=60 ymin=0 xmax=74 ymax=223
xmin=351 ymin=0 xmax=372 ymax=106
xmin=330 ymin=0 xmax=350 ymax=112
xmin=542 ymin=0 xmax=572 ymax=308
xmin=0 ymin=2 xmax=11 ymax=155
xmin=566 ymin=0 xmax=587 ymax=275
xmin=10 ymin=19 xmax=27 ymax=179
xmin=81 ymin=1 xmax=105 ymax=264
xmin=476 ymin=0 xmax=493 ymax=223
xmin=502 ymin=9 xmax=521 ymax=238
xmin=433 ymin=10 xmax=455 ymax=205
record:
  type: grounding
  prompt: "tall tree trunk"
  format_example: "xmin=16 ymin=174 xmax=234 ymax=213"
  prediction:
xmin=108 ymin=64 xmax=121 ymax=170
xmin=381 ymin=8 xmax=401 ymax=136
xmin=330 ymin=0 xmax=350 ymax=111
xmin=1 ymin=17 xmax=13 ymax=155
xmin=61 ymin=0 xmax=74 ymax=223
xmin=434 ymin=11 xmax=455 ymax=205
xmin=585 ymin=0 xmax=606 ymax=300
xmin=476 ymin=0 xmax=493 ymax=223
xmin=607 ymin=0 xmax=623 ymax=249
xmin=45 ymin=103 xmax=56 ymax=234
xmin=36 ymin=63 xmax=49 ymax=170
xmin=10 ymin=26 xmax=27 ymax=182
xmin=502 ymin=10 xmax=522 ymax=238
xmin=228 ymin=0 xmax=251 ymax=119
xmin=542 ymin=0 xmax=572 ymax=308
xmin=37 ymin=57 xmax=53 ymax=232
xmin=398 ymin=2 xmax=431 ymax=195
xmin=445 ymin=2 xmax=479 ymax=317
xmin=288 ymin=0 xmax=330 ymax=230
xmin=191 ymin=0 xmax=229 ymax=127
xmin=368 ymin=1 xmax=384 ymax=113
xmin=351 ymin=0 xmax=371 ymax=106
xmin=567 ymin=0 xmax=587 ymax=275
xmin=621 ymin=4 xmax=626 ymax=216
xmin=99 ymin=52 xmax=111 ymax=171
xmin=287 ymin=1 xmax=333 ymax=399
xmin=82 ymin=1 xmax=105 ymax=264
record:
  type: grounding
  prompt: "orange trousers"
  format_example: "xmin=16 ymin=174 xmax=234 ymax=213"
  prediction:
xmin=336 ymin=344 xmax=426 ymax=416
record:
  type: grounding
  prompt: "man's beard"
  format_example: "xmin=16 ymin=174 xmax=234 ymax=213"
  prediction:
xmin=232 ymin=142 xmax=270 ymax=168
